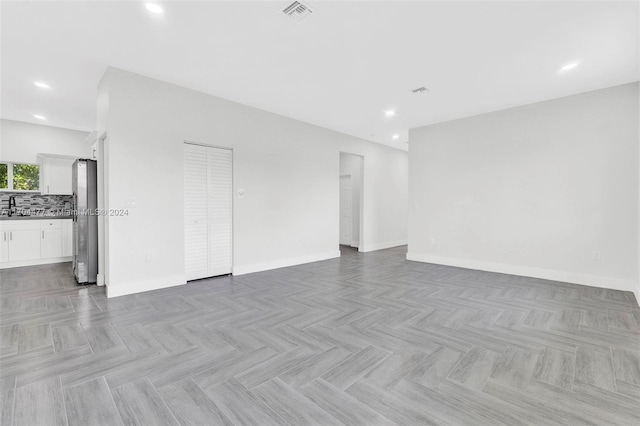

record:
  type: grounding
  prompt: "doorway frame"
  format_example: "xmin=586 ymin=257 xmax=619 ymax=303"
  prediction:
xmin=96 ymin=131 xmax=108 ymax=287
xmin=339 ymin=173 xmax=353 ymax=247
xmin=338 ymin=151 xmax=364 ymax=251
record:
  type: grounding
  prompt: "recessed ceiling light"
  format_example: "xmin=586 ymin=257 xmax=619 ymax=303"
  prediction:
xmin=33 ymin=114 xmax=47 ymax=120
xmin=559 ymin=62 xmax=579 ymax=72
xmin=34 ymin=81 xmax=50 ymax=89
xmin=384 ymin=110 xmax=396 ymax=117
xmin=145 ymin=3 xmax=163 ymax=14
xmin=392 ymin=134 xmax=400 ymax=140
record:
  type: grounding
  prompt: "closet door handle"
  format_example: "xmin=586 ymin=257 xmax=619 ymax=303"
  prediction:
xmin=9 ymin=232 xmax=12 ymax=241
xmin=42 ymin=231 xmax=45 ymax=239
xmin=3 ymin=232 xmax=5 ymax=241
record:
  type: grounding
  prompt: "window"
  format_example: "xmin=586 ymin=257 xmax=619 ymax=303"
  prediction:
xmin=0 ymin=162 xmax=40 ymax=192
xmin=0 ymin=163 xmax=7 ymax=189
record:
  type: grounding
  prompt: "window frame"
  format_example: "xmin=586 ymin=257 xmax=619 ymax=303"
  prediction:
xmin=0 ymin=161 xmax=41 ymax=193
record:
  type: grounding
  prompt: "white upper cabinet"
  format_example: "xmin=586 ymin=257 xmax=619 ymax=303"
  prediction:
xmin=38 ymin=155 xmax=76 ymax=195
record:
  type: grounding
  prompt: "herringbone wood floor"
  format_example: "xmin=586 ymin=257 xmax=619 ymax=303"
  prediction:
xmin=1 ymin=246 xmax=639 ymax=425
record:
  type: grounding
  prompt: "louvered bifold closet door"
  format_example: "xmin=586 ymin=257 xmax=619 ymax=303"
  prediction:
xmin=184 ymin=143 xmax=233 ymax=281
xmin=207 ymin=147 xmax=233 ymax=277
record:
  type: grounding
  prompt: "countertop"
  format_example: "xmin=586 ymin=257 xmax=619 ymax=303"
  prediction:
xmin=0 ymin=215 xmax=73 ymax=221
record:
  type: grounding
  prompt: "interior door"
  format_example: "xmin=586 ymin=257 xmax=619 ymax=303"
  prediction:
xmin=184 ymin=144 xmax=210 ymax=280
xmin=340 ymin=175 xmax=352 ymax=246
xmin=184 ymin=143 xmax=233 ymax=281
xmin=207 ymin=147 xmax=233 ymax=277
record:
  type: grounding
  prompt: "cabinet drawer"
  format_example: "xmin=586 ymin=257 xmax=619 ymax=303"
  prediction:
xmin=40 ymin=220 xmax=62 ymax=230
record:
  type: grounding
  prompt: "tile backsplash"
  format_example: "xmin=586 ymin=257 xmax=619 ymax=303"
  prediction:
xmin=0 ymin=192 xmax=72 ymax=214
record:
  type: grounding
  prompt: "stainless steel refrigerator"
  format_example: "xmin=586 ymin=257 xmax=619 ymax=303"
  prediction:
xmin=72 ymin=159 xmax=98 ymax=284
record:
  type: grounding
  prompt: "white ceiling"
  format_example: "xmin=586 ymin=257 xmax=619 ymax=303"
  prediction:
xmin=1 ymin=1 xmax=638 ymax=150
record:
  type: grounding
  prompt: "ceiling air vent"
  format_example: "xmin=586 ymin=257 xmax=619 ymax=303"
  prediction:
xmin=281 ymin=1 xmax=314 ymax=22
xmin=411 ymin=86 xmax=429 ymax=94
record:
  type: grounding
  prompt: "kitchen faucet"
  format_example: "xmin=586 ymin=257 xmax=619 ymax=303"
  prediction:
xmin=8 ymin=195 xmax=16 ymax=217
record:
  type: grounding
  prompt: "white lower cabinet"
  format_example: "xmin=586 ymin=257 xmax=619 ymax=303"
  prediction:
xmin=40 ymin=219 xmax=62 ymax=259
xmin=62 ymin=219 xmax=72 ymax=257
xmin=0 ymin=231 xmax=8 ymax=262
xmin=9 ymin=229 xmax=41 ymax=261
xmin=0 ymin=218 xmax=73 ymax=268
xmin=3 ymin=222 xmax=41 ymax=262
xmin=41 ymin=229 xmax=63 ymax=258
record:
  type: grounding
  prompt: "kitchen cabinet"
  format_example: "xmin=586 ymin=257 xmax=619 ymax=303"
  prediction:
xmin=62 ymin=219 xmax=72 ymax=257
xmin=41 ymin=229 xmax=63 ymax=258
xmin=8 ymin=230 xmax=41 ymax=261
xmin=40 ymin=220 xmax=63 ymax=259
xmin=38 ymin=155 xmax=76 ymax=195
xmin=1 ymin=221 xmax=42 ymax=262
xmin=0 ymin=230 xmax=8 ymax=262
xmin=0 ymin=218 xmax=73 ymax=268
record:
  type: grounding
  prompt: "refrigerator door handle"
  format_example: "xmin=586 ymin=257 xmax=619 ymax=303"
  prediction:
xmin=72 ymin=192 xmax=77 ymax=222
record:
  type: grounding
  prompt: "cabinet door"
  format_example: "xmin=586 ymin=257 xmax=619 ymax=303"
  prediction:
xmin=0 ymin=231 xmax=9 ymax=263
xmin=8 ymin=229 xmax=41 ymax=262
xmin=41 ymin=229 xmax=63 ymax=259
xmin=61 ymin=220 xmax=73 ymax=257
xmin=47 ymin=157 xmax=74 ymax=195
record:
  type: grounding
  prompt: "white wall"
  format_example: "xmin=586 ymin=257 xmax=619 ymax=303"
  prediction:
xmin=0 ymin=119 xmax=90 ymax=163
xmin=340 ymin=153 xmax=362 ymax=248
xmin=408 ymin=82 xmax=639 ymax=293
xmin=98 ymin=68 xmax=408 ymax=297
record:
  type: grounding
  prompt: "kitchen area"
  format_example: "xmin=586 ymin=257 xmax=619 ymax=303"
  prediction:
xmin=1 ymin=121 xmax=98 ymax=284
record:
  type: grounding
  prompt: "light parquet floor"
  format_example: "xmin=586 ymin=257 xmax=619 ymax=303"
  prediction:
xmin=1 ymin=245 xmax=639 ymax=425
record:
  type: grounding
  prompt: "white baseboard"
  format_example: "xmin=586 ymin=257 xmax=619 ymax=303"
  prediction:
xmin=406 ymin=252 xmax=636 ymax=293
xmin=0 ymin=256 xmax=72 ymax=269
xmin=106 ymin=274 xmax=186 ymax=298
xmin=233 ymin=251 xmax=340 ymax=276
xmin=359 ymin=240 xmax=407 ymax=253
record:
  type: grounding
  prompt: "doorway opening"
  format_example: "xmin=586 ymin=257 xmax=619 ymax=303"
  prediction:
xmin=339 ymin=152 xmax=363 ymax=253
